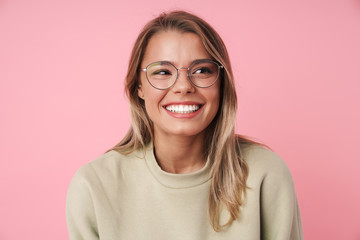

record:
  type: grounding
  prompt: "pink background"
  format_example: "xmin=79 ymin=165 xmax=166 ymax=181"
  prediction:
xmin=1 ymin=0 xmax=359 ymax=239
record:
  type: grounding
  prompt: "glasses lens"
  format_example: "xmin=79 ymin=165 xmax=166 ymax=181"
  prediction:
xmin=189 ymin=61 xmax=220 ymax=87
xmin=146 ymin=62 xmax=177 ymax=89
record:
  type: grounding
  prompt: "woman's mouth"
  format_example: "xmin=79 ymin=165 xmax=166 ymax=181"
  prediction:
xmin=164 ymin=104 xmax=202 ymax=114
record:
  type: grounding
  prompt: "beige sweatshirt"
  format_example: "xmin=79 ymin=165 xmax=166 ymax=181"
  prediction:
xmin=66 ymin=143 xmax=303 ymax=240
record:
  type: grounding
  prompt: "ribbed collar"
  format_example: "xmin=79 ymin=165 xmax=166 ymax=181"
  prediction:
xmin=143 ymin=142 xmax=212 ymax=189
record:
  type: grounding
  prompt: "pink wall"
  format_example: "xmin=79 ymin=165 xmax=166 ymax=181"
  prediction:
xmin=1 ymin=0 xmax=359 ymax=239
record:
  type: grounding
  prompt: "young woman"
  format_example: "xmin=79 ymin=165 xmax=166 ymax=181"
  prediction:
xmin=66 ymin=11 xmax=303 ymax=240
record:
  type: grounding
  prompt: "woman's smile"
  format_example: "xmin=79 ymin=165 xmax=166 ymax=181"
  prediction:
xmin=164 ymin=103 xmax=201 ymax=114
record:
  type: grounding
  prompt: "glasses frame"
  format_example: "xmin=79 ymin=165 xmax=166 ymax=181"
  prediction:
xmin=141 ymin=59 xmax=224 ymax=90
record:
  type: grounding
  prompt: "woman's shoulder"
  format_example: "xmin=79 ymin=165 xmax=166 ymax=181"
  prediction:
xmin=69 ymin=149 xmax=146 ymax=186
xmin=240 ymin=142 xmax=293 ymax=181
xmin=241 ymin=143 xmax=285 ymax=166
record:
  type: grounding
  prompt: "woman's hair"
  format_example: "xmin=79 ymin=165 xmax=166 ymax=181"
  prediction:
xmin=109 ymin=10 xmax=257 ymax=232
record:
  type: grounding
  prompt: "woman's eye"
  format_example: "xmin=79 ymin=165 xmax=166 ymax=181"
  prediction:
xmin=153 ymin=70 xmax=171 ymax=75
xmin=193 ymin=67 xmax=212 ymax=74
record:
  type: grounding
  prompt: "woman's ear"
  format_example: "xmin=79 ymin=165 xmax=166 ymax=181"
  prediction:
xmin=138 ymin=84 xmax=144 ymax=99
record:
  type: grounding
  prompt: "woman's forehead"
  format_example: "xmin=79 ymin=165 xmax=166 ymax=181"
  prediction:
xmin=142 ymin=31 xmax=211 ymax=66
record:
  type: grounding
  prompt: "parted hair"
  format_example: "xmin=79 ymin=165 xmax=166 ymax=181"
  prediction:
xmin=109 ymin=10 xmax=256 ymax=232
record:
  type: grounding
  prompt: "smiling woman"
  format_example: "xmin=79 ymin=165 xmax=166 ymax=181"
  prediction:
xmin=66 ymin=10 xmax=303 ymax=240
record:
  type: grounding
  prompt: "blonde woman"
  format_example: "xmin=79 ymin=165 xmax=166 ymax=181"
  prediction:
xmin=66 ymin=11 xmax=303 ymax=240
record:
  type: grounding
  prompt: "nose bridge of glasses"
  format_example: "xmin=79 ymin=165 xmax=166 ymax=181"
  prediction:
xmin=178 ymin=67 xmax=189 ymax=70
xmin=176 ymin=66 xmax=191 ymax=78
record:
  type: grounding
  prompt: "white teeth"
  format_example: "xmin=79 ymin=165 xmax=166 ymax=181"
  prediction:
xmin=165 ymin=104 xmax=200 ymax=113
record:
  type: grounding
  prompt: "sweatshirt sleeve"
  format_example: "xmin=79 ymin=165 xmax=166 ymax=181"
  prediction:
xmin=66 ymin=166 xmax=99 ymax=240
xmin=259 ymin=154 xmax=303 ymax=240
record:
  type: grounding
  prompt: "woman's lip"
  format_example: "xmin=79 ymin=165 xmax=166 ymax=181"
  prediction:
xmin=163 ymin=105 xmax=203 ymax=119
xmin=162 ymin=102 xmax=205 ymax=119
xmin=162 ymin=101 xmax=204 ymax=107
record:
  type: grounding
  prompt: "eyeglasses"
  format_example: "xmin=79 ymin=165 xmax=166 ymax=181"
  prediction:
xmin=141 ymin=59 xmax=223 ymax=90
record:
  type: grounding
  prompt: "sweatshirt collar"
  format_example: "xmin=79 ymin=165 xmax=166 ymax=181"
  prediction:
xmin=143 ymin=142 xmax=211 ymax=189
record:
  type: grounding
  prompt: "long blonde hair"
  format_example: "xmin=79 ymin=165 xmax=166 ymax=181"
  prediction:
xmin=109 ymin=10 xmax=256 ymax=231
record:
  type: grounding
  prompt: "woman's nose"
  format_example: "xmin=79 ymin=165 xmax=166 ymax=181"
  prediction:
xmin=171 ymin=68 xmax=195 ymax=94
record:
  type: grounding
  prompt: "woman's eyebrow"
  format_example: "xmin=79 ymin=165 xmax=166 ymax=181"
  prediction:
xmin=191 ymin=58 xmax=213 ymax=64
xmin=157 ymin=58 xmax=213 ymax=66
xmin=159 ymin=60 xmax=173 ymax=65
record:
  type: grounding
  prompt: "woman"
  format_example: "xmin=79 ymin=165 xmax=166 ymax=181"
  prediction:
xmin=66 ymin=11 xmax=303 ymax=240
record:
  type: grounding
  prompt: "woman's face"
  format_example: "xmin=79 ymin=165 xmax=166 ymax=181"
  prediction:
xmin=138 ymin=31 xmax=220 ymax=140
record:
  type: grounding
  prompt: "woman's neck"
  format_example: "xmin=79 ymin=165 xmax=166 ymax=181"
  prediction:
xmin=153 ymin=133 xmax=207 ymax=174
